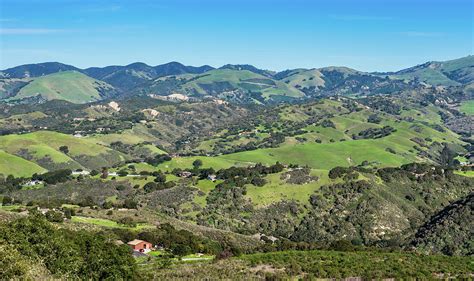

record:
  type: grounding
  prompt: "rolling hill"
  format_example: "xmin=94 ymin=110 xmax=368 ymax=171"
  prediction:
xmin=175 ymin=68 xmax=304 ymax=103
xmin=385 ymin=55 xmax=474 ymax=86
xmin=1 ymin=56 xmax=472 ymax=105
xmin=0 ymin=62 xmax=79 ymax=78
xmin=83 ymin=62 xmax=214 ymax=91
xmin=0 ymin=131 xmax=127 ymax=176
xmin=6 ymin=71 xmax=117 ymax=104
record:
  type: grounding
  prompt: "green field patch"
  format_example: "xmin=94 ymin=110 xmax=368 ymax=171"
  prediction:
xmin=0 ymin=150 xmax=46 ymax=177
xmin=459 ymin=100 xmax=474 ymax=115
xmin=219 ymin=138 xmax=413 ymax=170
xmin=454 ymin=170 xmax=474 ymax=178
xmin=157 ymin=156 xmax=248 ymax=172
xmin=10 ymin=71 xmax=112 ymax=104
xmin=71 ymin=216 xmax=153 ymax=230
xmin=245 ymin=169 xmax=332 ymax=206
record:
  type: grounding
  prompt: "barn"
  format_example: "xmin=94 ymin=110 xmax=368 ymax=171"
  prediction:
xmin=127 ymin=239 xmax=153 ymax=253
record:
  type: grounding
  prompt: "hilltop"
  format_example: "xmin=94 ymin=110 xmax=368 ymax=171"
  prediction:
xmin=4 ymin=71 xmax=117 ymax=104
xmin=1 ymin=55 xmax=472 ymax=104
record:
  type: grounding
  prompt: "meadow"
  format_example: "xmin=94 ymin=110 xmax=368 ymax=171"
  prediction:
xmin=460 ymin=100 xmax=474 ymax=115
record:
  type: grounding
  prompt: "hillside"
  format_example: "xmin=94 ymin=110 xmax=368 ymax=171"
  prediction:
xmin=0 ymin=131 xmax=126 ymax=176
xmin=0 ymin=62 xmax=79 ymax=78
xmin=83 ymin=62 xmax=214 ymax=91
xmin=387 ymin=55 xmax=474 ymax=86
xmin=7 ymin=71 xmax=117 ymax=104
xmin=411 ymin=193 xmax=473 ymax=256
xmin=1 ymin=56 xmax=472 ymax=105
xmin=0 ymin=150 xmax=46 ymax=178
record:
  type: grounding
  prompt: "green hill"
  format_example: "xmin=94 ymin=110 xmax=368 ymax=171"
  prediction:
xmin=177 ymin=69 xmax=304 ymax=103
xmin=8 ymin=71 xmax=116 ymax=104
xmin=390 ymin=55 xmax=474 ymax=86
xmin=0 ymin=150 xmax=46 ymax=177
xmin=0 ymin=131 xmax=127 ymax=174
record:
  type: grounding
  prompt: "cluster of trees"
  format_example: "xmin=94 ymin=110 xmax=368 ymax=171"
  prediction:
xmin=0 ymin=175 xmax=25 ymax=193
xmin=215 ymin=162 xmax=285 ymax=187
xmin=352 ymin=126 xmax=395 ymax=140
xmin=367 ymin=114 xmax=382 ymax=124
xmin=138 ymin=223 xmax=221 ymax=256
xmin=144 ymin=154 xmax=172 ymax=166
xmin=0 ymin=212 xmax=137 ymax=279
xmin=280 ymin=167 xmax=318 ymax=184
xmin=32 ymin=169 xmax=72 ymax=184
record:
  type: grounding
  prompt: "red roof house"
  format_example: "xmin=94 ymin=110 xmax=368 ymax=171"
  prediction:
xmin=127 ymin=239 xmax=153 ymax=253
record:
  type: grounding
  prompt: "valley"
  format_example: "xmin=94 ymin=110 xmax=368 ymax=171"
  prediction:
xmin=0 ymin=56 xmax=473 ymax=279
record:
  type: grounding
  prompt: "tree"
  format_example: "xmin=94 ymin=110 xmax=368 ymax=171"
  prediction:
xmin=117 ymin=217 xmax=136 ymax=227
xmin=153 ymin=172 xmax=166 ymax=184
xmin=59 ymin=146 xmax=69 ymax=154
xmin=143 ymin=182 xmax=157 ymax=193
xmin=2 ymin=196 xmax=13 ymax=206
xmin=192 ymin=159 xmax=203 ymax=169
xmin=100 ymin=168 xmax=108 ymax=179
xmin=171 ymin=244 xmax=191 ymax=257
xmin=117 ymin=170 xmax=128 ymax=177
xmin=440 ymin=144 xmax=457 ymax=167
xmin=45 ymin=210 xmax=64 ymax=223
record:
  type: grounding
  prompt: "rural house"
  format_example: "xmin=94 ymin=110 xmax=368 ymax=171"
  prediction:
xmin=127 ymin=239 xmax=153 ymax=253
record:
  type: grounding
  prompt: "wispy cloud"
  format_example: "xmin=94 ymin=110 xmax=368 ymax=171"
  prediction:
xmin=0 ymin=28 xmax=65 ymax=35
xmin=0 ymin=18 xmax=17 ymax=22
xmin=398 ymin=31 xmax=445 ymax=37
xmin=329 ymin=14 xmax=393 ymax=21
xmin=82 ymin=5 xmax=121 ymax=13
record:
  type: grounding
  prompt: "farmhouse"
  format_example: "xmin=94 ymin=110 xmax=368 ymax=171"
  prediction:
xmin=127 ymin=239 xmax=153 ymax=253
xmin=207 ymin=174 xmax=217 ymax=181
xmin=179 ymin=171 xmax=193 ymax=178
xmin=23 ymin=180 xmax=43 ymax=187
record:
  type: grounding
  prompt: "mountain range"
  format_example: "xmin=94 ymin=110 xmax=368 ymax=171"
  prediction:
xmin=1 ymin=55 xmax=473 ymax=104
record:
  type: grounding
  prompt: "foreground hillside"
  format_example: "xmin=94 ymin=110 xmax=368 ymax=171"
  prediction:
xmin=1 ymin=211 xmax=472 ymax=280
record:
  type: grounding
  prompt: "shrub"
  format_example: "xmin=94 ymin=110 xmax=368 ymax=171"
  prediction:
xmin=45 ymin=210 xmax=64 ymax=223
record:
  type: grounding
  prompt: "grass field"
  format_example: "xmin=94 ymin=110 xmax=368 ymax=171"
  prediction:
xmin=179 ymin=69 xmax=303 ymax=99
xmin=454 ymin=170 xmax=474 ymax=178
xmin=459 ymin=100 xmax=474 ymax=115
xmin=218 ymin=139 xmax=413 ymax=169
xmin=156 ymin=156 xmax=250 ymax=172
xmin=0 ymin=131 xmax=126 ymax=175
xmin=10 ymin=71 xmax=113 ymax=104
xmin=71 ymin=216 xmax=154 ymax=230
xmin=0 ymin=150 xmax=46 ymax=177
xmin=245 ymin=170 xmax=333 ymax=206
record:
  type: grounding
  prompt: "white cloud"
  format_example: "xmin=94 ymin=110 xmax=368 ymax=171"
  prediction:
xmin=329 ymin=14 xmax=393 ymax=21
xmin=398 ymin=31 xmax=445 ymax=37
xmin=82 ymin=5 xmax=121 ymax=13
xmin=0 ymin=28 xmax=65 ymax=35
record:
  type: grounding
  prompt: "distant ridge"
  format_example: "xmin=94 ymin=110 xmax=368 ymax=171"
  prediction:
xmin=1 ymin=55 xmax=472 ymax=104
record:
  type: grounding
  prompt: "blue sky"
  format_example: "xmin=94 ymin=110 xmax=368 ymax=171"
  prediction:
xmin=0 ymin=0 xmax=472 ymax=71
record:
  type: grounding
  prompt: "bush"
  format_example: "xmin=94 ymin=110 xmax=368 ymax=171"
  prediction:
xmin=117 ymin=217 xmax=137 ymax=227
xmin=45 ymin=210 xmax=64 ymax=223
xmin=2 ymin=196 xmax=13 ymax=206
